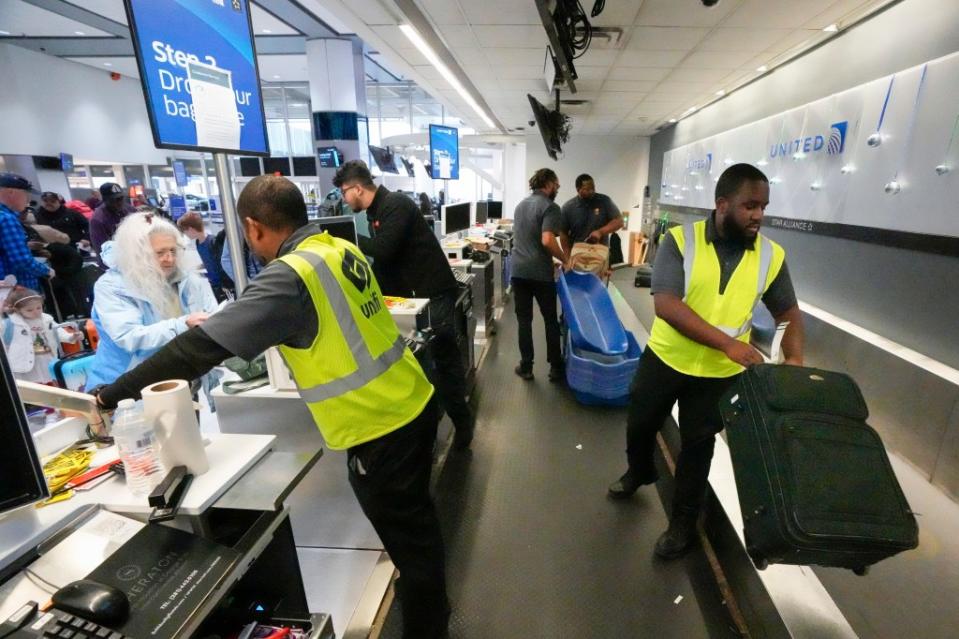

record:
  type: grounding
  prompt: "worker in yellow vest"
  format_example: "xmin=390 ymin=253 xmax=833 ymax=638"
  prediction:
xmin=95 ymin=176 xmax=449 ymax=638
xmin=608 ymin=163 xmax=804 ymax=559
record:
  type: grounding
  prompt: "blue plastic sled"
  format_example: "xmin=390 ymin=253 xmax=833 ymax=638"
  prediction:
xmin=558 ymin=270 xmax=629 ymax=356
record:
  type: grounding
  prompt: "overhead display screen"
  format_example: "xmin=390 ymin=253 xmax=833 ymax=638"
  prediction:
xmin=429 ymin=124 xmax=459 ymax=180
xmin=124 ymin=0 xmax=269 ymax=156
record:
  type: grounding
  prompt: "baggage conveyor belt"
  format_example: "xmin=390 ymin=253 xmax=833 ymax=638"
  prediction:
xmin=375 ymin=287 xmax=739 ymax=638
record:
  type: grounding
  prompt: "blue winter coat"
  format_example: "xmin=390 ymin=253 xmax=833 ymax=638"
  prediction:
xmin=85 ymin=241 xmax=219 ymax=388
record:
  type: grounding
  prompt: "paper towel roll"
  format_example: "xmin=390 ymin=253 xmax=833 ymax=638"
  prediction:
xmin=142 ymin=379 xmax=209 ymax=476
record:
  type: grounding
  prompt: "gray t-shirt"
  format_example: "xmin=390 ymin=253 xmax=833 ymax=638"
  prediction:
xmin=561 ymin=193 xmax=621 ymax=244
xmin=650 ymin=214 xmax=797 ymax=316
xmin=510 ymin=191 xmax=563 ymax=282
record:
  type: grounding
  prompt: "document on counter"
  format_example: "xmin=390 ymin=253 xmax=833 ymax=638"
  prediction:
xmin=187 ymin=60 xmax=241 ymax=150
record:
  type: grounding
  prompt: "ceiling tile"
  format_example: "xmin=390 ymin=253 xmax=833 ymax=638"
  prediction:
xmin=452 ymin=47 xmax=489 ymax=67
xmin=462 ymin=64 xmax=497 ymax=79
xmin=484 ymin=48 xmax=545 ymax=66
xmin=802 ymin=0 xmax=877 ymax=29
xmin=666 ymin=66 xmax=733 ymax=82
xmin=499 ymin=66 xmax=547 ymax=80
xmin=413 ymin=65 xmax=445 ymax=82
xmin=635 ymin=0 xmax=739 ymax=27
xmin=344 ymin=0 xmax=397 ymax=26
xmin=603 ymin=80 xmax=659 ymax=92
xmin=575 ymin=65 xmax=612 ymax=81
xmin=437 ymin=25 xmax=482 ymax=49
xmin=417 ymin=0 xmax=467 ymax=25
xmin=589 ymin=2 xmax=642 ymax=27
xmin=762 ymin=29 xmax=820 ymax=58
xmin=679 ymin=49 xmax=756 ymax=69
xmin=608 ymin=66 xmax=671 ymax=82
xmin=576 ymin=49 xmax=622 ymax=67
xmin=471 ymin=25 xmax=548 ymax=48
xmin=66 ymin=0 xmax=127 ymax=24
xmin=723 ymin=0 xmax=836 ymax=28
xmin=251 ymin=5 xmax=299 ymax=35
xmin=0 ymin=1 xmax=112 ymax=37
xmin=628 ymin=26 xmax=709 ymax=50
xmin=396 ymin=47 xmax=431 ymax=67
xmin=571 ymin=79 xmax=605 ymax=92
xmin=616 ymin=49 xmax=687 ymax=67
xmin=697 ymin=28 xmax=793 ymax=53
xmin=372 ymin=25 xmax=414 ymax=51
xmin=462 ymin=1 xmax=541 ymax=25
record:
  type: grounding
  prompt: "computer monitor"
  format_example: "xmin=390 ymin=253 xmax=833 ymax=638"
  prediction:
xmin=441 ymin=202 xmax=471 ymax=236
xmin=317 ymin=216 xmax=358 ymax=245
xmin=0 ymin=346 xmax=49 ymax=517
xmin=486 ymin=201 xmax=503 ymax=219
xmin=474 ymin=201 xmax=488 ymax=225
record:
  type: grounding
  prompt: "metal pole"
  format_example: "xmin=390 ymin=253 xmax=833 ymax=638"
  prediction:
xmin=213 ymin=153 xmax=248 ymax=293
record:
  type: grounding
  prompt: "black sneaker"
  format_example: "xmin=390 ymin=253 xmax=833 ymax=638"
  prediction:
xmin=654 ymin=514 xmax=699 ymax=560
xmin=548 ymin=366 xmax=565 ymax=383
xmin=607 ymin=469 xmax=659 ymax=499
xmin=514 ymin=364 xmax=534 ymax=380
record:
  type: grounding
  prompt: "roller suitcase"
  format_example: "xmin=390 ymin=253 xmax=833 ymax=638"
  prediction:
xmin=634 ymin=264 xmax=652 ymax=287
xmin=720 ymin=364 xmax=918 ymax=574
xmin=49 ymin=349 xmax=96 ymax=391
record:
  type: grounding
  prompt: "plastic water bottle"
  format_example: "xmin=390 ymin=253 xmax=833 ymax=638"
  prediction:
xmin=112 ymin=399 xmax=165 ymax=497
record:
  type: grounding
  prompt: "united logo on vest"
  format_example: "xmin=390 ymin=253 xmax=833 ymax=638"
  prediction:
xmin=647 ymin=220 xmax=785 ymax=378
xmin=277 ymin=232 xmax=434 ymax=449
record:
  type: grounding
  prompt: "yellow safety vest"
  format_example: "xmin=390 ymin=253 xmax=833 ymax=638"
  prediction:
xmin=647 ymin=220 xmax=785 ymax=378
xmin=277 ymin=233 xmax=434 ymax=449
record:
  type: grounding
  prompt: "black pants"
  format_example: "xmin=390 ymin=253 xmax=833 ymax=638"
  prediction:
xmin=512 ymin=277 xmax=562 ymax=370
xmin=347 ymin=399 xmax=449 ymax=638
xmin=427 ymin=290 xmax=472 ymax=430
xmin=625 ymin=348 xmax=739 ymax=517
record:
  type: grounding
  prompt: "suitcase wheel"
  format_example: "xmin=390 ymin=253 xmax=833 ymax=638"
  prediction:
xmin=853 ymin=565 xmax=870 ymax=577
xmin=744 ymin=533 xmax=768 ymax=570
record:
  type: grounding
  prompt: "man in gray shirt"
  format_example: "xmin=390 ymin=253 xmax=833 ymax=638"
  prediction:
xmin=560 ymin=174 xmax=623 ymax=247
xmin=510 ymin=168 xmax=569 ymax=381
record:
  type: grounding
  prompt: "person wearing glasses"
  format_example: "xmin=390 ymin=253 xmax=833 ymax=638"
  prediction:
xmin=84 ymin=212 xmax=217 ymax=388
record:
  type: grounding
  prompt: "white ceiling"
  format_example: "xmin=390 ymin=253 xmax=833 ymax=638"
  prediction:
xmin=67 ymin=54 xmax=313 ymax=83
xmin=408 ymin=0 xmax=896 ymax=135
xmin=0 ymin=1 xmax=112 ymax=37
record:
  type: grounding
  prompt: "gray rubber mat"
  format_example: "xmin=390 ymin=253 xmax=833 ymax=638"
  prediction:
xmin=378 ymin=291 xmax=738 ymax=638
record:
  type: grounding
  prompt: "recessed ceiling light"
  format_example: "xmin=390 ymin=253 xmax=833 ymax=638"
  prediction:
xmin=103 ymin=62 xmax=112 ymax=67
xmin=823 ymin=23 xmax=838 ymax=32
xmin=75 ymin=31 xmax=85 ymax=36
xmin=715 ymin=89 xmax=725 ymax=96
xmin=272 ymin=75 xmax=281 ymax=79
xmin=669 ymin=118 xmax=677 ymax=123
xmin=262 ymin=29 xmax=272 ymax=33
xmin=757 ymin=65 xmax=768 ymax=72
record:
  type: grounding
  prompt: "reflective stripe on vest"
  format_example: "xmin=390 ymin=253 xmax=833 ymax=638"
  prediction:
xmin=288 ymin=249 xmax=407 ymax=403
xmin=680 ymin=223 xmax=774 ymax=339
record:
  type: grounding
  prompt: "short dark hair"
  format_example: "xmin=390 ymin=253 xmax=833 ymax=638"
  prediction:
xmin=333 ymin=160 xmax=376 ymax=190
xmin=575 ymin=174 xmax=593 ymax=189
xmin=715 ymin=163 xmax=768 ymax=202
xmin=236 ymin=175 xmax=308 ymax=231
xmin=176 ymin=211 xmax=204 ymax=233
xmin=529 ymin=168 xmax=558 ymax=191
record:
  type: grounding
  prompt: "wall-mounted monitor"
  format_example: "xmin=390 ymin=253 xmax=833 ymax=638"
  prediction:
xmin=292 ymin=156 xmax=317 ymax=176
xmin=486 ymin=201 xmax=503 ymax=219
xmin=0 ymin=347 xmax=50 ymax=519
xmin=59 ymin=153 xmax=74 ymax=172
xmin=263 ymin=157 xmax=291 ymax=176
xmin=239 ymin=157 xmax=262 ymax=177
xmin=441 ymin=202 xmax=471 ymax=236
xmin=317 ymin=146 xmax=343 ymax=168
xmin=429 ymin=124 xmax=459 ymax=180
xmin=369 ymin=145 xmax=399 ymax=174
xmin=314 ymin=111 xmax=359 ymax=140
xmin=317 ymin=216 xmax=357 ymax=245
xmin=400 ymin=156 xmax=415 ymax=177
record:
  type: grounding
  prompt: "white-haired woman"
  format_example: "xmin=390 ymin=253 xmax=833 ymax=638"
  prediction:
xmin=85 ymin=212 xmax=218 ymax=388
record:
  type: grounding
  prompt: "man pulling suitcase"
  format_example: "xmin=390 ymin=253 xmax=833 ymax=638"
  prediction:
xmin=607 ymin=163 xmax=805 ymax=559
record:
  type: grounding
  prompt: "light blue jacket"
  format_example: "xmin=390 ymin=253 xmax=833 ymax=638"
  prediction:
xmin=86 ymin=241 xmax=219 ymax=388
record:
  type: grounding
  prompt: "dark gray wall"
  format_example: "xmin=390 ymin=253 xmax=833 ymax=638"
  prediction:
xmin=648 ymin=0 xmax=959 ymax=369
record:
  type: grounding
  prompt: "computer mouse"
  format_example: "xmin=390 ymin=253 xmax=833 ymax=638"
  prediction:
xmin=52 ymin=579 xmax=130 ymax=625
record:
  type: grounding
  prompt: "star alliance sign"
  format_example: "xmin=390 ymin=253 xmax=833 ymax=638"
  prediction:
xmin=770 ymin=121 xmax=848 ymax=158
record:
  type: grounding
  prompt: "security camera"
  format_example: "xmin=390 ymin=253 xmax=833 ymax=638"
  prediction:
xmin=702 ymin=0 xmax=720 ymax=6
xmin=528 ymin=120 xmax=536 ymax=126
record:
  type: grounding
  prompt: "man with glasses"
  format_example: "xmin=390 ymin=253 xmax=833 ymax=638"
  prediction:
xmin=334 ymin=160 xmax=475 ymax=450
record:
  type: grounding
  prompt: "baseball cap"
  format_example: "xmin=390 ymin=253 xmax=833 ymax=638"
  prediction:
xmin=99 ymin=182 xmax=125 ymax=200
xmin=0 ymin=172 xmax=40 ymax=194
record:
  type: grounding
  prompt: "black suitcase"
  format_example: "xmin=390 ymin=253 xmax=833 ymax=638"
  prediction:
xmin=719 ymin=364 xmax=918 ymax=574
xmin=634 ymin=264 xmax=652 ymax=287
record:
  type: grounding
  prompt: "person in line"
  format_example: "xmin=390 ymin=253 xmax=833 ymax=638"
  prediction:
xmin=608 ymin=163 xmax=804 ymax=559
xmin=335 ymin=160 xmax=474 ymax=449
xmin=93 ymin=176 xmax=449 ymax=638
xmin=510 ymin=168 xmax=569 ymax=382
xmin=90 ymin=182 xmax=133 ymax=260
xmin=177 ymin=212 xmax=228 ymax=302
xmin=418 ymin=192 xmax=433 ymax=217
xmin=2 ymin=286 xmax=81 ymax=383
xmin=0 ymin=173 xmax=55 ymax=291
xmin=35 ymin=192 xmax=90 ymax=246
xmin=83 ymin=189 xmax=102 ymax=212
xmin=560 ymin=174 xmax=624 ymax=249
xmin=84 ymin=212 xmax=217 ymax=388
xmin=218 ymin=231 xmax=262 ymax=286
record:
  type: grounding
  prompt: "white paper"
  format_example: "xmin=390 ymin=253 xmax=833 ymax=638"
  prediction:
xmin=188 ymin=60 xmax=241 ymax=150
xmin=439 ymin=156 xmax=452 ymax=179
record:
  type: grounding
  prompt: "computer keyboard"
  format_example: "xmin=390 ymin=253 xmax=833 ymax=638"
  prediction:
xmin=14 ymin=609 xmax=131 ymax=639
xmin=452 ymin=270 xmax=472 ymax=286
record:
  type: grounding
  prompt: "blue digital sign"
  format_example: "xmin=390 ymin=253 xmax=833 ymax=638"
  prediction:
xmin=172 ymin=160 xmax=189 ymax=187
xmin=429 ymin=124 xmax=459 ymax=180
xmin=59 ymin=153 xmax=74 ymax=172
xmin=124 ymin=0 xmax=269 ymax=156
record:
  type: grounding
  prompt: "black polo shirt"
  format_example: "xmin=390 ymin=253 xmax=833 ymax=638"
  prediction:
xmin=358 ymin=186 xmax=457 ymax=298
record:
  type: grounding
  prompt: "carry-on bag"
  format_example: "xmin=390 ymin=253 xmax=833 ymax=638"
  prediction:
xmin=719 ymin=364 xmax=918 ymax=574
xmin=634 ymin=264 xmax=652 ymax=287
xmin=49 ymin=349 xmax=96 ymax=391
